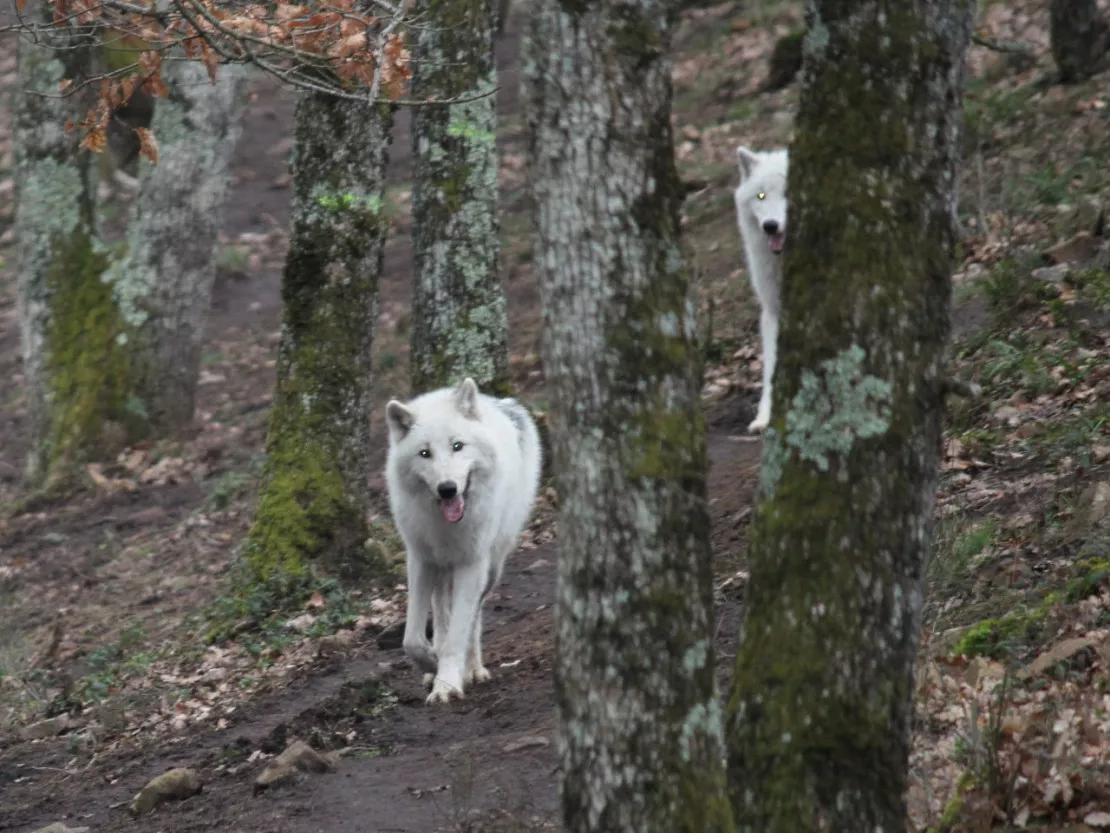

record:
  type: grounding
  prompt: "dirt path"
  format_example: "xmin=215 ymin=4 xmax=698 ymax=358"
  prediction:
xmin=1 ymin=14 xmax=764 ymax=833
xmin=3 ymin=440 xmax=757 ymax=833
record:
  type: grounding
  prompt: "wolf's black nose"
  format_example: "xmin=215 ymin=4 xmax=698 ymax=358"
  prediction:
xmin=437 ymin=481 xmax=458 ymax=499
xmin=762 ymin=219 xmax=780 ymax=235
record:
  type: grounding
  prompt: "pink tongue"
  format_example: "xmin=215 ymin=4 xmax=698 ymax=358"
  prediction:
xmin=769 ymin=232 xmax=786 ymax=254
xmin=441 ymin=495 xmax=465 ymax=524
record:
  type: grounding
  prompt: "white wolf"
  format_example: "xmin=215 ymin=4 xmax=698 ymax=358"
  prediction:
xmin=733 ymin=145 xmax=789 ymax=432
xmin=384 ymin=377 xmax=542 ymax=704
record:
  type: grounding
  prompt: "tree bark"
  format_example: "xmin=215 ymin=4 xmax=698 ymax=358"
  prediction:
xmin=14 ymin=5 xmax=124 ymax=487
xmin=523 ymin=3 xmax=733 ymax=832
xmin=1050 ymin=0 xmax=1109 ymax=83
xmin=244 ymin=88 xmax=392 ymax=589
xmin=103 ymin=60 xmax=247 ymax=436
xmin=16 ymin=15 xmax=245 ymax=487
xmin=724 ymin=2 xmax=974 ymax=831
xmin=410 ymin=0 xmax=510 ymax=395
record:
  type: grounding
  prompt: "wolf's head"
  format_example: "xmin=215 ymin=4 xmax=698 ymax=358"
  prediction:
xmin=735 ymin=146 xmax=789 ymax=255
xmin=386 ymin=378 xmax=495 ymax=525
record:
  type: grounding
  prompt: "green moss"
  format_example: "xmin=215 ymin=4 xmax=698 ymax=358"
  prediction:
xmin=765 ymin=28 xmax=805 ymax=91
xmin=245 ymin=441 xmax=357 ymax=583
xmin=954 ymin=615 xmax=1037 ymax=658
xmin=625 ymin=406 xmax=704 ymax=481
xmin=100 ymin=28 xmax=149 ymax=73
xmin=1064 ymin=557 xmax=1110 ymax=603
xmin=928 ymin=770 xmax=976 ymax=833
xmin=42 ymin=230 xmax=143 ymax=481
xmin=953 ymin=589 xmax=1063 ymax=658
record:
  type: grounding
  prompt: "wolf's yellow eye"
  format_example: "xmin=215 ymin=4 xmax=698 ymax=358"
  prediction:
xmin=419 ymin=449 xmax=431 ymax=459
xmin=757 ymin=192 xmax=766 ymax=200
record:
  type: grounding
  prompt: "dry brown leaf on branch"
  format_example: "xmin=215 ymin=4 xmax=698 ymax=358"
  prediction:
xmin=136 ymin=127 xmax=159 ymax=164
xmin=137 ymin=50 xmax=169 ymax=98
xmin=78 ymin=122 xmax=108 ymax=153
xmin=200 ymin=41 xmax=220 ymax=82
xmin=381 ymin=32 xmax=412 ymax=99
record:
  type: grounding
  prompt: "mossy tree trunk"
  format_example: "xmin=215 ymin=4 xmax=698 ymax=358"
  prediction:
xmin=15 ymin=6 xmax=145 ymax=488
xmin=724 ymin=2 xmax=974 ymax=831
xmin=410 ymin=0 xmax=509 ymax=395
xmin=1050 ymin=0 xmax=1109 ymax=83
xmin=103 ymin=61 xmax=247 ymax=436
xmin=523 ymin=2 xmax=733 ymax=831
xmin=243 ymin=88 xmax=392 ymax=590
xmin=16 ymin=13 xmax=246 ymax=487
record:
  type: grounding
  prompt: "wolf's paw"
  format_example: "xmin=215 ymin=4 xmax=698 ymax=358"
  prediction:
xmin=466 ymin=665 xmax=492 ymax=685
xmin=422 ymin=672 xmax=435 ymax=688
xmin=426 ymin=675 xmax=465 ymax=704
xmin=748 ymin=417 xmax=769 ymax=433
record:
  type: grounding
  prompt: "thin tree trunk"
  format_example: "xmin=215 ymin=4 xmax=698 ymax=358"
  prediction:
xmin=243 ymin=88 xmax=392 ymax=589
xmin=1050 ymin=0 xmax=1109 ymax=83
xmin=15 ymin=7 xmax=123 ymax=488
xmin=410 ymin=0 xmax=509 ymax=395
xmin=724 ymin=2 xmax=974 ymax=831
xmin=524 ymin=3 xmax=733 ymax=831
xmin=103 ymin=60 xmax=247 ymax=435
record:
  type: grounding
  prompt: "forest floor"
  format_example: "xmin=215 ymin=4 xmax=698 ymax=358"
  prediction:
xmin=3 ymin=2 xmax=1110 ymax=831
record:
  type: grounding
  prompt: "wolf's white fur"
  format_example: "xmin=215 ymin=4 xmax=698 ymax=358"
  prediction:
xmin=733 ymin=146 xmax=789 ymax=432
xmin=385 ymin=378 xmax=542 ymax=704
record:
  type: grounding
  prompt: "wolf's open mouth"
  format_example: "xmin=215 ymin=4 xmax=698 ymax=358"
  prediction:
xmin=768 ymin=231 xmax=786 ymax=254
xmin=439 ymin=476 xmax=470 ymax=524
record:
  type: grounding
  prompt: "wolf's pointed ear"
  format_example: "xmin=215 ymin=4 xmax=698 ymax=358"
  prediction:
xmin=386 ymin=400 xmax=415 ymax=441
xmin=454 ymin=377 xmax=480 ymax=420
xmin=737 ymin=146 xmax=759 ymax=181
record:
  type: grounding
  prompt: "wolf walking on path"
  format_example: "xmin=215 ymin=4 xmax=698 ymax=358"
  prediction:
xmin=385 ymin=378 xmax=542 ymax=704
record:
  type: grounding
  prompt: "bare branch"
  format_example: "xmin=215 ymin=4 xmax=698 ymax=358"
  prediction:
xmin=971 ymin=32 xmax=1037 ymax=56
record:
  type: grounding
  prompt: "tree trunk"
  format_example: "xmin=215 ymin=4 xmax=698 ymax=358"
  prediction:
xmin=523 ymin=3 xmax=733 ymax=832
xmin=724 ymin=2 xmax=974 ymax=831
xmin=1050 ymin=0 xmax=1109 ymax=83
xmin=16 ymin=14 xmax=245 ymax=487
xmin=14 ymin=4 xmax=121 ymax=487
xmin=243 ymin=89 xmax=392 ymax=590
xmin=410 ymin=0 xmax=509 ymax=395
xmin=103 ymin=60 xmax=247 ymax=436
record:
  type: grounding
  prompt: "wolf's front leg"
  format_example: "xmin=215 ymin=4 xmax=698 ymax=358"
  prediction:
xmin=402 ymin=552 xmax=437 ymax=674
xmin=465 ymin=550 xmax=507 ymax=685
xmin=750 ymin=305 xmax=779 ymax=433
xmin=427 ymin=562 xmax=485 ymax=704
xmin=465 ymin=605 xmax=491 ymax=685
xmin=424 ymin=580 xmax=453 ymax=688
